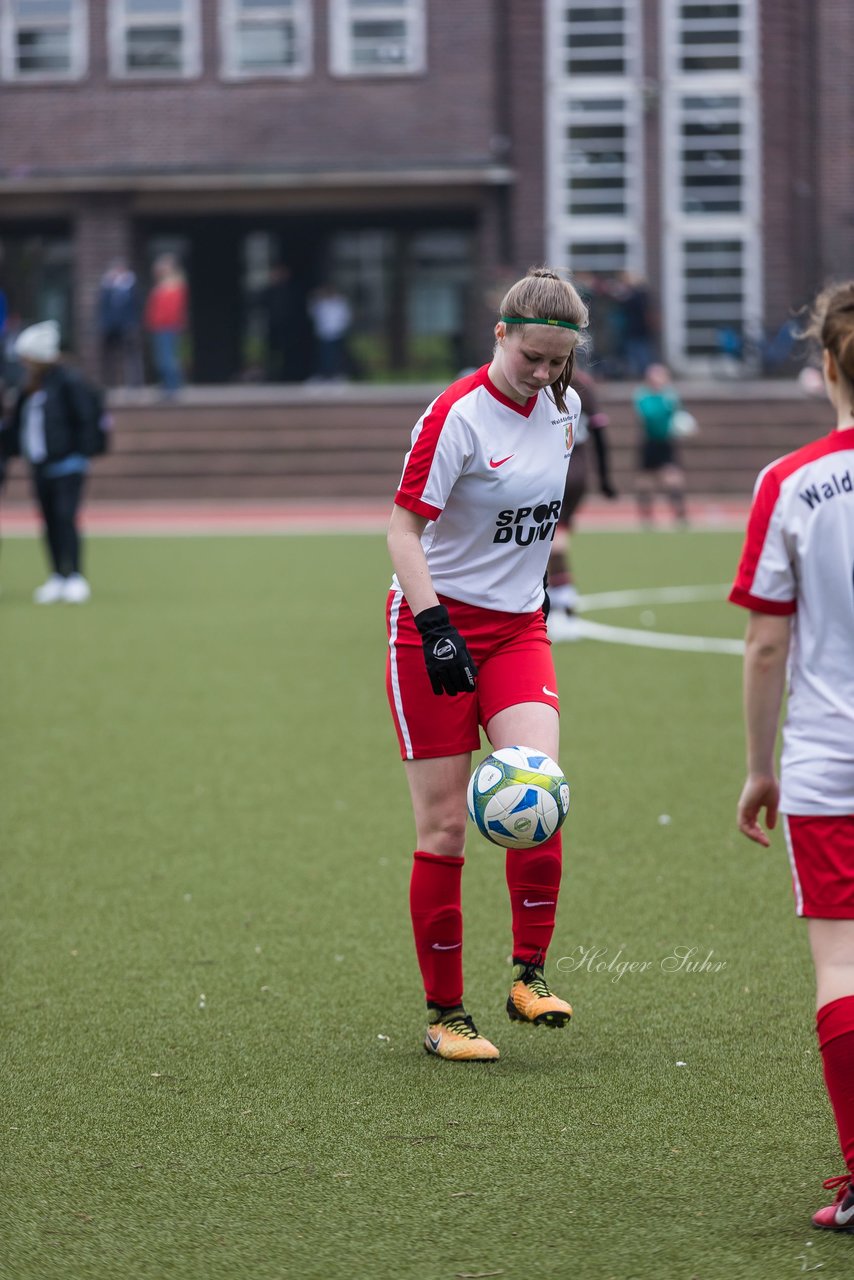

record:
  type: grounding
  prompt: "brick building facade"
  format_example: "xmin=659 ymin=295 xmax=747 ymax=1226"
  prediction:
xmin=545 ymin=0 xmax=852 ymax=375
xmin=0 ymin=1 xmax=850 ymax=383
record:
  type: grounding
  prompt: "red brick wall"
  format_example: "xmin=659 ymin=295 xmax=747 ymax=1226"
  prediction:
xmin=760 ymin=0 xmax=819 ymax=329
xmin=0 ymin=0 xmax=504 ymax=175
xmin=759 ymin=0 xmax=853 ymax=329
xmin=814 ymin=1 xmax=854 ymax=284
xmin=505 ymin=0 xmax=546 ymax=274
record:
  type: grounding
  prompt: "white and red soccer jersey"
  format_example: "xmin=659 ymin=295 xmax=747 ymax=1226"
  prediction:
xmin=730 ymin=425 xmax=854 ymax=814
xmin=393 ymin=364 xmax=580 ymax=613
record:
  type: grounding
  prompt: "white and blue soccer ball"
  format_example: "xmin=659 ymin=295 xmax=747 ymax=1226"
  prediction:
xmin=466 ymin=746 xmax=570 ymax=850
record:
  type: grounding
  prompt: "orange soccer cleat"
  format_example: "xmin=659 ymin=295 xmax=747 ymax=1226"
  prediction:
xmin=424 ymin=1006 xmax=500 ymax=1062
xmin=507 ymin=962 xmax=573 ymax=1028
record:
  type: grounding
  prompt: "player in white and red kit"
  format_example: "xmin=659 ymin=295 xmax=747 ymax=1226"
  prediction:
xmin=386 ymin=268 xmax=588 ymax=1061
xmin=730 ymin=281 xmax=854 ymax=1231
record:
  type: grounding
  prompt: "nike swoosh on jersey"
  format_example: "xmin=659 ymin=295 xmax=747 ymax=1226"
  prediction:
xmin=523 ymin=898 xmax=556 ymax=908
xmin=542 ymin=685 xmax=559 ymax=698
xmin=431 ymin=941 xmax=462 ymax=951
xmin=489 ymin=454 xmax=514 ymax=468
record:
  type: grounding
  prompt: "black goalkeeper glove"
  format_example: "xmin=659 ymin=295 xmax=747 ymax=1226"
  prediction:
xmin=414 ymin=604 xmax=478 ymax=696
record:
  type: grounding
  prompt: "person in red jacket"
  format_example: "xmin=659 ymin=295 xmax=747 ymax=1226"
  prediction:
xmin=144 ymin=254 xmax=188 ymax=398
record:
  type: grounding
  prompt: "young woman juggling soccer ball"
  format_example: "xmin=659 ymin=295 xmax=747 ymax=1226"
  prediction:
xmin=731 ymin=281 xmax=854 ymax=1230
xmin=386 ymin=268 xmax=587 ymax=1061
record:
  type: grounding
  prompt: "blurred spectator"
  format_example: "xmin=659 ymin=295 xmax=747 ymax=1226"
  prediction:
xmin=144 ymin=254 xmax=188 ymax=398
xmin=612 ymin=271 xmax=656 ymax=377
xmin=0 ymin=320 xmax=105 ymax=603
xmin=97 ymin=259 xmax=143 ymax=388
xmin=1 ymin=313 xmax=24 ymax=395
xmin=308 ymin=283 xmax=352 ymax=381
xmin=547 ymin=369 xmax=617 ymax=630
xmin=258 ymin=262 xmax=304 ymax=383
xmin=0 ymin=281 xmax=7 ymax=401
xmin=716 ymin=324 xmax=744 ymax=378
xmin=633 ymin=362 xmax=688 ymax=527
xmin=761 ymin=316 xmax=799 ymax=373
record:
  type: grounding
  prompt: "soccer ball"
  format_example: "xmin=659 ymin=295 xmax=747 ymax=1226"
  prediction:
xmin=466 ymin=746 xmax=570 ymax=850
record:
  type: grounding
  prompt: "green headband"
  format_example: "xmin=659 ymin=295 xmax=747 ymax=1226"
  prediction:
xmin=500 ymin=316 xmax=580 ymax=332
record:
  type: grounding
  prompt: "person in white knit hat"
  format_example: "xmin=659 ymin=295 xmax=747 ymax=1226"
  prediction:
xmin=0 ymin=320 xmax=105 ymax=603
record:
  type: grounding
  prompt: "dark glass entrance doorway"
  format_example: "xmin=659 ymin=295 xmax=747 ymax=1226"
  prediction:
xmin=137 ymin=212 xmax=476 ymax=385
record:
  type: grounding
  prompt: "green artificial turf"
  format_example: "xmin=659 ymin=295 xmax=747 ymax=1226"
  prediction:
xmin=1 ymin=530 xmax=851 ymax=1279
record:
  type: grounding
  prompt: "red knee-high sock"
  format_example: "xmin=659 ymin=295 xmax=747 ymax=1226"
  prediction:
xmin=506 ymin=833 xmax=563 ymax=965
xmin=409 ymin=851 xmax=464 ymax=1008
xmin=817 ymin=996 xmax=854 ymax=1176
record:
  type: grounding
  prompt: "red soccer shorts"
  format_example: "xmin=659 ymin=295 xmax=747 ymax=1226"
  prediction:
xmin=783 ymin=814 xmax=854 ymax=918
xmin=386 ymin=591 xmax=560 ymax=761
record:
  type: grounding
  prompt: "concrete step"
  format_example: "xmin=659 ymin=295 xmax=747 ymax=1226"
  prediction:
xmin=1 ymin=381 xmax=834 ymax=505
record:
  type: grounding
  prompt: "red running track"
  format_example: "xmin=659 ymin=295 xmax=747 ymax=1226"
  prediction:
xmin=0 ymin=497 xmax=751 ymax=537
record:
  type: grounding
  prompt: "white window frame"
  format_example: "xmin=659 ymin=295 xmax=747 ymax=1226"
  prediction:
xmin=545 ymin=1 xmax=645 ymax=278
xmin=329 ymin=0 xmax=426 ymax=78
xmin=673 ymin=0 xmax=750 ymax=75
xmin=0 ymin=0 xmax=88 ymax=82
xmin=108 ymin=0 xmax=201 ymax=80
xmin=660 ymin=0 xmax=762 ymax=372
xmin=220 ymin=0 xmax=312 ymax=80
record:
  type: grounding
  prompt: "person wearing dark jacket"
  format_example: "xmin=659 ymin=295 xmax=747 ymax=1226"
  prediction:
xmin=546 ymin=369 xmax=618 ymax=627
xmin=97 ymin=261 xmax=143 ymax=388
xmin=0 ymin=321 xmax=101 ymax=603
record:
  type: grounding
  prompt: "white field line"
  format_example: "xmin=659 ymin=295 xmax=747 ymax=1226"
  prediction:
xmin=550 ymin=583 xmax=744 ymax=655
xmin=577 ymin=584 xmax=732 ymax=611
xmin=571 ymin=618 xmax=744 ymax=655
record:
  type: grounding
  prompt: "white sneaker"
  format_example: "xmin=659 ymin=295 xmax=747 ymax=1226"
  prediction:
xmin=33 ymin=574 xmax=66 ymax=604
xmin=548 ymin=610 xmax=583 ymax=643
xmin=62 ymin=574 xmax=91 ymax=604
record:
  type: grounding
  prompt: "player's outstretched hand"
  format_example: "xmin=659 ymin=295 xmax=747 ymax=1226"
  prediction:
xmin=736 ymin=773 xmax=779 ymax=847
xmin=415 ymin=604 xmax=478 ymax=696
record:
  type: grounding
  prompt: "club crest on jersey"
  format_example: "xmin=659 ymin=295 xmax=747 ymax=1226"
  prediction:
xmin=551 ymin=412 xmax=575 ymax=450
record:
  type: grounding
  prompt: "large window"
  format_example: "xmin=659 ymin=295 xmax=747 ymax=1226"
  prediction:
xmin=329 ymin=225 xmax=472 ymax=379
xmin=564 ymin=238 xmax=631 ymax=275
xmin=558 ymin=1 xmax=637 ymax=77
xmin=562 ymin=94 xmax=639 ymax=219
xmin=546 ymin=2 xmax=644 ymax=284
xmin=681 ymin=237 xmax=746 ymax=356
xmin=329 ymin=0 xmax=425 ymax=76
xmin=679 ymin=94 xmax=747 ymax=215
xmin=0 ymin=0 xmax=87 ymax=80
xmin=108 ymin=0 xmax=200 ymax=78
xmin=0 ymin=227 xmax=74 ymax=347
xmin=220 ymin=0 xmax=311 ymax=78
xmin=675 ymin=1 xmax=748 ymax=73
xmin=661 ymin=0 xmax=760 ymax=368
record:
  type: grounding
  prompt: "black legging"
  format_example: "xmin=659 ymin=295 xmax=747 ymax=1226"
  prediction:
xmin=32 ymin=468 xmax=86 ymax=577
